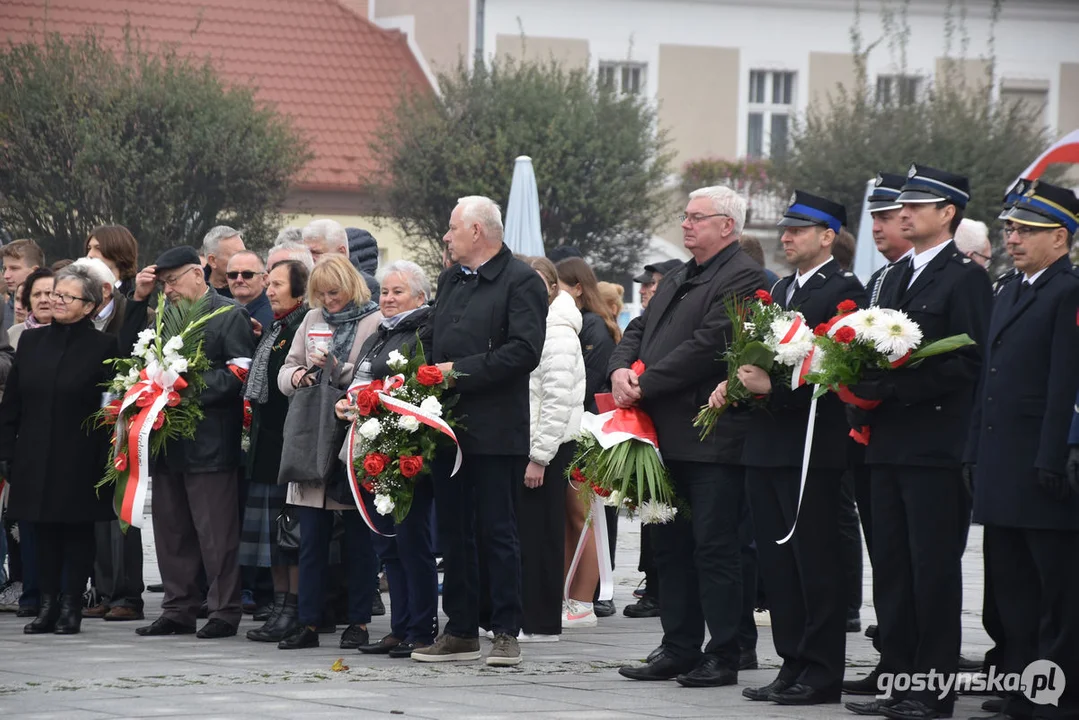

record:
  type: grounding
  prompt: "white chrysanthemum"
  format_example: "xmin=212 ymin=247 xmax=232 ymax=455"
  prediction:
xmin=639 ymin=500 xmax=678 ymax=525
xmin=419 ymin=396 xmax=443 ymax=418
xmin=163 ymin=336 xmax=184 ymax=354
xmin=603 ymin=490 xmax=624 ymax=508
xmin=386 ymin=350 xmax=408 ymax=371
xmin=358 ymin=418 xmax=382 ymax=441
xmin=374 ymin=494 xmax=395 ymax=516
xmin=397 ymin=415 xmax=421 ymax=433
xmin=865 ymin=309 xmax=923 ymax=358
xmin=839 ymin=308 xmax=882 ymax=341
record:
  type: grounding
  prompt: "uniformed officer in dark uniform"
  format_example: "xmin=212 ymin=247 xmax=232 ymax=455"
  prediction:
xmin=844 ymin=164 xmax=992 ymax=720
xmin=843 ymin=172 xmax=914 ymax=697
xmin=989 ymin=178 xmax=1031 ymax=296
xmin=732 ymin=192 xmax=866 ymax=706
xmin=1069 ymin=390 xmax=1079 ymax=489
xmin=966 ymin=180 xmax=1079 ymax=720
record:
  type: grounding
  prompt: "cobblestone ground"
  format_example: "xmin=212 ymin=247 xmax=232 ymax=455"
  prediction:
xmin=0 ymin=501 xmax=993 ymax=719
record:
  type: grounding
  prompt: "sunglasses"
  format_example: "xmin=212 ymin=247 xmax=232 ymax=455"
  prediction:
xmin=226 ymin=270 xmax=263 ymax=280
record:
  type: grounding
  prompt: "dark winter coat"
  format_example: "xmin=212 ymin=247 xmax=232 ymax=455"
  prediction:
xmin=354 ymin=305 xmax=434 ymax=381
xmin=0 ymin=317 xmax=117 ymax=522
xmin=347 ymin=228 xmax=381 ymax=297
xmin=579 ymin=310 xmax=615 ymax=413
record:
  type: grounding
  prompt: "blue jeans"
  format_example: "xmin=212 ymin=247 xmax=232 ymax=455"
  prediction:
xmin=296 ymin=507 xmax=376 ymax=627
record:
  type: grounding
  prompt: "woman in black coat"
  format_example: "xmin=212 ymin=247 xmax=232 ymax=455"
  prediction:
xmin=336 ymin=260 xmax=438 ymax=659
xmin=0 ymin=264 xmax=118 ymax=635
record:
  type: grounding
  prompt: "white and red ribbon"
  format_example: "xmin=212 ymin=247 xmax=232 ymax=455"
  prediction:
xmin=564 ymin=476 xmax=614 ymax=603
xmin=344 ymin=377 xmax=462 ymax=536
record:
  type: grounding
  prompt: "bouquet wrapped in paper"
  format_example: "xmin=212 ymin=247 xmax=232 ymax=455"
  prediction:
xmin=694 ymin=289 xmax=816 ymax=438
xmin=93 ymin=294 xmax=236 ymax=530
xmin=343 ymin=343 xmax=461 ymax=533
xmin=804 ymin=303 xmax=975 ymax=444
xmin=567 ymin=361 xmax=678 ymax=524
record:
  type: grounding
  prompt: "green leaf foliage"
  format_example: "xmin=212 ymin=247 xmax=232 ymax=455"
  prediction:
xmin=0 ymin=29 xmax=311 ymax=260
xmin=365 ymin=57 xmax=675 ymax=276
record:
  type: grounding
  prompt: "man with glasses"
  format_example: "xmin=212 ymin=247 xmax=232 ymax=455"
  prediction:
xmin=123 ymin=246 xmax=256 ymax=640
xmin=965 ymin=180 xmax=1079 ymax=720
xmin=226 ymin=251 xmax=271 ymax=330
xmin=201 ymin=226 xmax=245 ymax=299
xmin=954 ymin=218 xmax=993 ymax=269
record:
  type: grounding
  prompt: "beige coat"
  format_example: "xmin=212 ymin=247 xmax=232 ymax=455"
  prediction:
xmin=278 ymin=307 xmax=382 ymax=509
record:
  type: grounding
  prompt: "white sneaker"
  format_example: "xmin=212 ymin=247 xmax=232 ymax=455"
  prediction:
xmin=562 ymin=599 xmax=598 ymax=628
xmin=518 ymin=631 xmax=559 ymax=643
xmin=0 ymin=581 xmax=22 ymax=612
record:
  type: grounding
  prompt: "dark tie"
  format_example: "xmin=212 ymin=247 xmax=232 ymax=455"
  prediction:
xmin=1016 ymin=280 xmax=1032 ymax=302
xmin=889 ymin=258 xmax=914 ymax=305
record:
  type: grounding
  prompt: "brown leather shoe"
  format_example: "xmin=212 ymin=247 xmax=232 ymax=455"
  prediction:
xmin=82 ymin=604 xmax=108 ymax=619
xmin=104 ymin=606 xmax=145 ymax=621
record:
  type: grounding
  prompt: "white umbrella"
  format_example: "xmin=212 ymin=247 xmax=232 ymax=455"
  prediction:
xmin=503 ymin=156 xmax=545 ymax=257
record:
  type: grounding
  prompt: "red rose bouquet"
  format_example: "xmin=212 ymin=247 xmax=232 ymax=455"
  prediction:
xmin=342 ymin=341 xmax=461 ymax=529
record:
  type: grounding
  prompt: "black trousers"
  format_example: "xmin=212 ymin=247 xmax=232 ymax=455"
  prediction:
xmin=747 ymin=467 xmax=846 ymax=689
xmin=436 ymin=453 xmax=524 ymax=638
xmin=838 ymin=471 xmax=864 ymax=619
xmin=518 ymin=442 xmax=570 ymax=636
xmin=851 ymin=460 xmax=874 ymax=562
xmin=93 ymin=521 xmax=144 ymax=610
xmin=638 ymin=524 xmax=658 ymax=598
xmin=981 ymin=529 xmax=1008 ymax=673
xmin=738 ymin=494 xmax=758 ymax=651
xmin=653 ymin=461 xmax=744 ymax=667
xmin=871 ymin=465 xmax=964 ymax=711
xmin=984 ymin=525 xmax=1079 ymax=720
xmin=36 ymin=521 xmax=95 ymax=597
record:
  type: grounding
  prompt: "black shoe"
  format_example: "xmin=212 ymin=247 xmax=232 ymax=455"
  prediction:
xmin=881 ymin=698 xmax=948 ymax=719
xmin=16 ymin=605 xmax=40 ymax=618
xmin=248 ymin=594 xmax=298 ymax=643
xmin=739 ymin=648 xmax=758 ymax=671
xmin=147 ymin=583 xmax=164 ymax=593
xmin=594 ymin=599 xmax=616 ymax=618
xmin=252 ymin=603 xmax=275 ymax=622
xmin=847 ymin=617 xmax=863 ymax=633
xmin=743 ymin=676 xmax=793 ymax=701
xmin=846 ymin=698 xmax=901 ymax=716
xmin=770 ymin=682 xmax=842 ymax=705
xmin=24 ymin=596 xmax=60 ymax=634
xmin=359 ymin=633 xmax=402 ymax=654
xmin=645 ymin=645 xmax=664 ymax=663
xmin=675 ymin=655 xmax=737 ymax=688
xmin=54 ymin=593 xmax=83 ymax=635
xmin=196 ymin=601 xmax=209 ymax=619
xmin=865 ymin=624 xmax=878 ymax=639
xmin=844 ymin=667 xmax=885 ymax=695
xmin=136 ymin=617 xmax=196 ymax=636
xmin=958 ymin=654 xmax=984 ymax=671
xmin=980 ymin=699 xmax=1004 ymax=713
xmin=278 ymin=625 xmax=320 ymax=650
xmin=197 ymin=618 xmax=237 ymax=639
xmin=623 ymin=595 xmax=660 ymax=618
xmin=389 ymin=640 xmax=428 ymax=659
xmin=618 ymin=651 xmax=696 ymax=681
xmin=371 ymin=595 xmax=386 ymax=617
xmin=339 ymin=623 xmax=369 ymax=650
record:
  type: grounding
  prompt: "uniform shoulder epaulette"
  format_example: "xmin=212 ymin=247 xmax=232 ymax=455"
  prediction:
xmin=841 ymin=271 xmax=855 ymax=277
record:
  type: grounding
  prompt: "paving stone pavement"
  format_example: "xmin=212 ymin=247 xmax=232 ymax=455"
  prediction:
xmin=0 ymin=506 xmax=994 ymax=719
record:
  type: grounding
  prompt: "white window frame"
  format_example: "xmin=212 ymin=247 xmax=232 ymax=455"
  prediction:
xmin=746 ymin=70 xmax=795 ymax=159
xmin=598 ymin=60 xmax=646 ymax=96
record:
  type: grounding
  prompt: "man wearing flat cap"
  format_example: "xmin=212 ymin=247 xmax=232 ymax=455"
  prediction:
xmin=965 ymin=180 xmax=1079 ymax=720
xmin=726 ymin=191 xmax=865 ymax=706
xmin=844 ymin=164 xmax=992 ymax=720
xmin=121 ymin=246 xmax=256 ymax=640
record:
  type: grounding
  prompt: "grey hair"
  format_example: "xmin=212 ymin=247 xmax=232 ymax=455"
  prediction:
xmin=688 ymin=186 xmax=747 ymax=237
xmin=227 ymin=249 xmax=265 ymax=271
xmin=55 ymin=264 xmax=104 ymax=308
xmin=457 ymin=196 xmax=504 ymax=243
xmin=268 ymin=241 xmax=315 ymax=271
xmin=274 ymin=227 xmax=303 ymax=246
xmin=302 ymin=219 xmax=348 ymax=252
xmin=202 ymin=225 xmax=242 ymax=255
xmin=954 ymin=218 xmax=991 ymax=256
xmin=71 ymin=256 xmax=116 ymax=287
xmin=377 ymin=260 xmax=432 ymax=302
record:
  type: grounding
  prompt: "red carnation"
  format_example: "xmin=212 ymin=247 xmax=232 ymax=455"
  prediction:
xmin=113 ymin=452 xmax=128 ymax=472
xmin=571 ymin=467 xmax=588 ymax=485
xmin=416 ymin=365 xmax=444 ymax=387
xmin=355 ymin=389 xmax=379 ymax=417
xmin=755 ymin=289 xmax=773 ymax=305
xmin=399 ymin=455 xmax=424 ymax=479
xmin=814 ymin=323 xmax=830 ymax=337
xmin=837 ymin=299 xmax=859 ymax=314
xmin=152 ymin=413 xmax=165 ymax=431
xmin=592 ymin=484 xmax=612 ymax=497
xmin=834 ymin=326 xmax=857 ymax=344
xmin=363 ymin=452 xmax=390 ymax=477
xmin=166 ymin=391 xmax=182 ymax=408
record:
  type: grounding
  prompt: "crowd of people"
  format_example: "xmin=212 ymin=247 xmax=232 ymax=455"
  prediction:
xmin=0 ymin=172 xmax=1077 ymax=719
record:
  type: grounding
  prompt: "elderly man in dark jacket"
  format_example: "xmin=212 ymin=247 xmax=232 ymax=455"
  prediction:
xmin=611 ymin=186 xmax=766 ymax=687
xmin=410 ymin=196 xmax=547 ymax=668
xmin=121 ymin=246 xmax=256 ymax=640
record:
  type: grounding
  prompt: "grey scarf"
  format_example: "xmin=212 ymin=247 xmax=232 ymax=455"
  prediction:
xmin=244 ymin=303 xmax=307 ymax=404
xmin=320 ymin=300 xmax=379 ymax=379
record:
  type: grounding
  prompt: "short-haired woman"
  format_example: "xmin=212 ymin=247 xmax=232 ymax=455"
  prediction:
xmin=277 ymin=254 xmax=381 ymax=650
xmin=242 ymin=260 xmax=309 ymax=643
xmin=8 ymin=269 xmax=54 ymax=350
xmin=0 ymin=264 xmax=118 ymax=635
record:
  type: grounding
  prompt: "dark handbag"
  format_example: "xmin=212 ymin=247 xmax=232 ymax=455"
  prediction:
xmin=277 ymin=357 xmax=347 ymax=485
xmin=276 ymin=506 xmax=300 ymax=551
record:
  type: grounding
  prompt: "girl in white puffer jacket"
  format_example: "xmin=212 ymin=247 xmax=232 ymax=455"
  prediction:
xmin=518 ymin=257 xmax=585 ymax=642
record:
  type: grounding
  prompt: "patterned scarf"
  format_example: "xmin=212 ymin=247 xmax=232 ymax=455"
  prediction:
xmin=244 ymin=303 xmax=307 ymax=404
xmin=24 ymin=313 xmax=48 ymax=330
xmin=321 ymin=300 xmax=379 ymax=377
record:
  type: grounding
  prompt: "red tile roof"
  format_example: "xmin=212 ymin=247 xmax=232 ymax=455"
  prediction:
xmin=0 ymin=0 xmax=432 ymax=191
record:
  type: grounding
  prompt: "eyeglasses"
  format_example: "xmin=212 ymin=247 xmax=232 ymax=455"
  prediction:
xmin=1003 ymin=225 xmax=1047 ymax=238
xmin=49 ymin=291 xmax=91 ymax=305
xmin=226 ymin=270 xmax=263 ymax=280
xmin=159 ymin=266 xmax=199 ymax=287
xmin=680 ymin=212 xmax=730 ymax=224
xmin=969 ymin=251 xmax=992 ymax=263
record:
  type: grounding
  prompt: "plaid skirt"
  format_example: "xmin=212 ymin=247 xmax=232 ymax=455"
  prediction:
xmin=239 ymin=482 xmax=295 ymax=568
